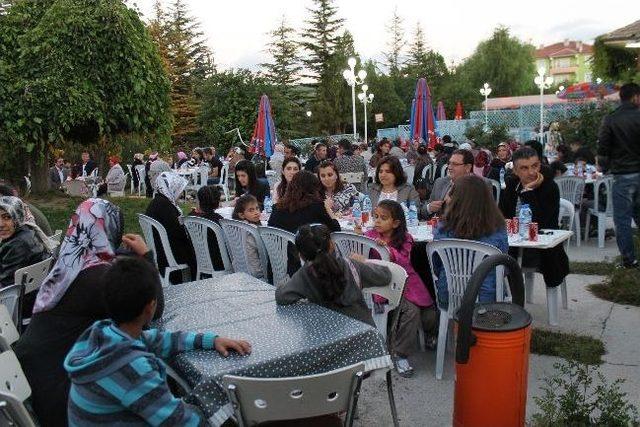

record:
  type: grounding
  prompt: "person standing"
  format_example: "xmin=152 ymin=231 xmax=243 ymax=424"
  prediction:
xmin=597 ymin=83 xmax=640 ymax=269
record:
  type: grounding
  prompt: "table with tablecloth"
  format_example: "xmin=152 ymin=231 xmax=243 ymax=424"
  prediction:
xmin=154 ymin=273 xmax=392 ymax=426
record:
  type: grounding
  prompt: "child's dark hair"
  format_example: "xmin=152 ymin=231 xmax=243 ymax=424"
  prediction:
xmin=232 ymin=194 xmax=259 ymax=223
xmin=295 ymin=225 xmax=347 ymax=304
xmin=104 ymin=257 xmax=159 ymax=324
xmin=197 ymin=185 xmax=221 ymax=213
xmin=376 ymin=200 xmax=408 ymax=249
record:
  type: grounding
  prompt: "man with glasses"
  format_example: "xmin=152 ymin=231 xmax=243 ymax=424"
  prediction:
xmin=422 ymin=149 xmax=490 ymax=218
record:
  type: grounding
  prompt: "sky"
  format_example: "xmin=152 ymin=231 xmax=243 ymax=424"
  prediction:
xmin=133 ymin=0 xmax=637 ymax=71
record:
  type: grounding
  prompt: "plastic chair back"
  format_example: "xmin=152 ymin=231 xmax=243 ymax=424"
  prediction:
xmin=220 ymin=219 xmax=269 ymax=279
xmin=0 ymin=390 xmax=37 ymax=427
xmin=134 ymin=164 xmax=146 ymax=196
xmin=223 ymin=362 xmax=365 ymax=427
xmin=258 ymin=226 xmax=296 ymax=287
xmin=0 ymin=305 xmax=19 ymax=351
xmin=592 ymin=175 xmax=614 ymax=215
xmin=490 ymin=179 xmax=501 ymax=201
xmin=362 ymin=260 xmax=407 ymax=311
xmin=137 ymin=214 xmax=187 ymax=285
xmin=48 ymin=230 xmax=63 ymax=249
xmin=213 ymin=163 xmax=230 ymax=200
xmin=0 ymin=285 xmax=23 ymax=328
xmin=555 ymin=176 xmax=585 ymax=206
xmin=330 ymin=232 xmax=390 ymax=261
xmin=421 ymin=164 xmax=433 ymax=181
xmin=0 ymin=351 xmax=31 ymax=402
xmin=426 ymin=238 xmax=504 ymax=315
xmin=183 ymin=216 xmax=233 ymax=278
xmin=439 ymin=164 xmax=448 ymax=179
xmin=558 ymin=198 xmax=575 ymax=233
xmin=14 ymin=257 xmax=53 ymax=295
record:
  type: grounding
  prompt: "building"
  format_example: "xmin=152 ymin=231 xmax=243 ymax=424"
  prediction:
xmin=535 ymin=40 xmax=593 ymax=84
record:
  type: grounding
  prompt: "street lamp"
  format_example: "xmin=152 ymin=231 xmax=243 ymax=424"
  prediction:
xmin=479 ymin=82 xmax=492 ymax=131
xmin=357 ymin=84 xmax=374 ymax=143
xmin=343 ymin=57 xmax=367 ymax=139
xmin=555 ymin=85 xmax=565 ymax=95
xmin=534 ymin=67 xmax=554 ymax=137
xmin=306 ymin=111 xmax=312 ymax=118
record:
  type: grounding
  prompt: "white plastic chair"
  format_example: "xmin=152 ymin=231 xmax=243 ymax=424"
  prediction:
xmin=555 ymin=176 xmax=585 ymax=247
xmin=108 ymin=173 xmax=128 ymax=197
xmin=584 ymin=176 xmax=613 ymax=248
xmin=137 ymin=214 xmax=190 ymax=287
xmin=23 ymin=176 xmax=32 ymax=197
xmin=134 ymin=164 xmax=146 ymax=196
xmin=490 ymin=179 xmax=501 ymax=202
xmin=220 ymin=219 xmax=269 ymax=280
xmin=126 ymin=164 xmax=135 ymax=194
xmin=184 ymin=166 xmax=209 ymax=198
xmin=0 ymin=285 xmax=23 ymax=329
xmin=0 ymin=305 xmax=19 ymax=351
xmin=0 ymin=351 xmax=36 ymax=427
xmin=258 ymin=226 xmax=297 ymax=287
xmin=48 ymin=230 xmax=63 ymax=249
xmin=439 ymin=163 xmax=448 ymax=179
xmin=330 ymin=232 xmax=390 ymax=261
xmin=426 ymin=239 xmax=504 ymax=380
xmin=183 ymin=216 xmax=233 ymax=279
xmin=420 ymin=164 xmax=433 ymax=181
xmin=14 ymin=257 xmax=53 ymax=295
xmin=223 ymin=362 xmax=365 ymax=427
xmin=212 ymin=162 xmax=231 ymax=201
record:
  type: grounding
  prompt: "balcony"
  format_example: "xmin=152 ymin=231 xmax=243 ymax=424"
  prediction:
xmin=550 ymin=66 xmax=578 ymax=75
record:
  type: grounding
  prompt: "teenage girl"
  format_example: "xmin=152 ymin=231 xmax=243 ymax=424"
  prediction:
xmin=232 ymin=194 xmax=264 ymax=279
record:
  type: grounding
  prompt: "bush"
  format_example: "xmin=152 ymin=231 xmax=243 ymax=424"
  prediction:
xmin=557 ymin=102 xmax=616 ymax=153
xmin=463 ymin=122 xmax=510 ymax=151
xmin=532 ymin=359 xmax=639 ymax=426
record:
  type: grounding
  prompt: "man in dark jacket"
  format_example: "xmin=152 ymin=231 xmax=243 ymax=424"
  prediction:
xmin=597 ymin=83 xmax=640 ymax=269
xmin=499 ymin=147 xmax=569 ymax=287
xmin=304 ymin=141 xmax=328 ymax=172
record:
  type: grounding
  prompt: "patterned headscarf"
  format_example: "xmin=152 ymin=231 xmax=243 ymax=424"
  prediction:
xmin=156 ymin=171 xmax=187 ymax=213
xmin=177 ymin=151 xmax=187 ymax=160
xmin=0 ymin=196 xmax=51 ymax=252
xmin=33 ymin=199 xmax=122 ymax=313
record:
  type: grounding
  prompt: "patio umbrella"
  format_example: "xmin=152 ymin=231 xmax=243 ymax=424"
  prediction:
xmin=454 ymin=101 xmax=464 ymax=120
xmin=249 ymin=94 xmax=277 ymax=157
xmin=409 ymin=78 xmax=438 ymax=149
xmin=557 ymin=82 xmax=619 ymax=100
xmin=436 ymin=101 xmax=447 ymax=121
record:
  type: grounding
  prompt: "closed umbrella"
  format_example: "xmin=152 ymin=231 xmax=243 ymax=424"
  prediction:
xmin=436 ymin=101 xmax=447 ymax=121
xmin=454 ymin=101 xmax=464 ymax=120
xmin=250 ymin=94 xmax=277 ymax=157
xmin=409 ymin=78 xmax=438 ymax=149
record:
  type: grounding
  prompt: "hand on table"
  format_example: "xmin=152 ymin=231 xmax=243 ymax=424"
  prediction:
xmin=121 ymin=234 xmax=149 ymax=256
xmin=215 ymin=337 xmax=252 ymax=357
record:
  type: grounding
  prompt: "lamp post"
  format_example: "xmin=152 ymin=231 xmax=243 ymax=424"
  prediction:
xmin=534 ymin=67 xmax=554 ymax=137
xmin=479 ymin=83 xmax=492 ymax=131
xmin=555 ymin=85 xmax=565 ymax=95
xmin=342 ymin=57 xmax=367 ymax=140
xmin=357 ymin=85 xmax=374 ymax=143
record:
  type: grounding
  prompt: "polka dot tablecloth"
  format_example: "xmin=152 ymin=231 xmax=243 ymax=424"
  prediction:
xmin=154 ymin=273 xmax=392 ymax=426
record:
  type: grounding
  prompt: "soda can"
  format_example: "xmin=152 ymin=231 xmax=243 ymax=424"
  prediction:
xmin=511 ymin=217 xmax=519 ymax=235
xmin=505 ymin=219 xmax=513 ymax=235
xmin=529 ymin=222 xmax=538 ymax=242
xmin=361 ymin=211 xmax=370 ymax=225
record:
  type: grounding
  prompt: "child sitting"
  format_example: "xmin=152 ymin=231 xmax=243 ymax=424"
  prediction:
xmin=64 ymin=257 xmax=251 ymax=426
xmin=232 ymin=194 xmax=264 ymax=279
xmin=362 ymin=200 xmax=436 ymax=378
xmin=275 ymin=224 xmax=391 ymax=326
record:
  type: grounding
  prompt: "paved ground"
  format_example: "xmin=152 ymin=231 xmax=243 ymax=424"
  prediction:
xmin=355 ymin=272 xmax=640 ymax=426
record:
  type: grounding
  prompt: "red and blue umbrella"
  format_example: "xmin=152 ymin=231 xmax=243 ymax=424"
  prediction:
xmin=436 ymin=101 xmax=447 ymax=121
xmin=409 ymin=78 xmax=438 ymax=149
xmin=250 ymin=94 xmax=277 ymax=157
xmin=454 ymin=101 xmax=464 ymax=120
xmin=557 ymin=82 xmax=619 ymax=100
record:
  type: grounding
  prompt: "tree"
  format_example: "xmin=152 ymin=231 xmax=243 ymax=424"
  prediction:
xmin=0 ymin=0 xmax=172 ymax=190
xmin=592 ymin=38 xmax=640 ymax=84
xmin=299 ymin=0 xmax=344 ymax=81
xmin=383 ymin=7 xmax=406 ymax=75
xmin=403 ymin=22 xmax=449 ymax=86
xmin=361 ymin=61 xmax=406 ymax=129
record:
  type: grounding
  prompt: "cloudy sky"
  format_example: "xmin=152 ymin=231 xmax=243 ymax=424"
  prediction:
xmin=134 ymin=0 xmax=636 ymax=70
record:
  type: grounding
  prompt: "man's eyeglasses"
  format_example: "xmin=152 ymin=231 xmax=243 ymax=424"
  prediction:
xmin=448 ymin=161 xmax=465 ymax=167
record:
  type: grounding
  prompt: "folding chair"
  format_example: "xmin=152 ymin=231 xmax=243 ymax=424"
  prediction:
xmin=183 ymin=216 xmax=233 ymax=279
xmin=258 ymin=226 xmax=297 ymax=287
xmin=223 ymin=363 xmax=365 ymax=427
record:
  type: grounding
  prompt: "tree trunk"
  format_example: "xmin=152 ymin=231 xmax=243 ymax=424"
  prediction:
xmin=29 ymin=150 xmax=50 ymax=194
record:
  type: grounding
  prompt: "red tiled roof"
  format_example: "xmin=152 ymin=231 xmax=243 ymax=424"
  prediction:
xmin=600 ymin=20 xmax=640 ymax=42
xmin=535 ymin=41 xmax=593 ymax=58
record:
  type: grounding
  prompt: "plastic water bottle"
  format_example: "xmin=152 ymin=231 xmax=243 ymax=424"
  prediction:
xmin=519 ymin=204 xmax=532 ymax=240
xmin=576 ymin=163 xmax=583 ymax=177
xmin=362 ymin=195 xmax=372 ymax=214
xmin=499 ymin=168 xmax=506 ymax=189
xmin=407 ymin=201 xmax=419 ymax=227
xmin=263 ymin=196 xmax=272 ymax=214
xmin=352 ymin=200 xmax=362 ymax=224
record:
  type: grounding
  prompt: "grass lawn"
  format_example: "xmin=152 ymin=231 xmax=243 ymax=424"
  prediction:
xmin=530 ymin=328 xmax=606 ymax=365
xmin=589 ymin=268 xmax=640 ymax=307
xmin=569 ymin=261 xmax=615 ymax=276
xmin=26 ymin=193 xmax=193 ymax=236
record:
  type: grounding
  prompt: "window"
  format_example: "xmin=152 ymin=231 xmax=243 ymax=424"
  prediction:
xmin=555 ymin=58 xmax=572 ymax=68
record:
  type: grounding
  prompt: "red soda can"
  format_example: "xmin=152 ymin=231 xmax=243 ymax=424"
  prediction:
xmin=511 ymin=217 xmax=519 ymax=235
xmin=529 ymin=222 xmax=538 ymax=241
xmin=361 ymin=211 xmax=370 ymax=224
xmin=505 ymin=219 xmax=513 ymax=234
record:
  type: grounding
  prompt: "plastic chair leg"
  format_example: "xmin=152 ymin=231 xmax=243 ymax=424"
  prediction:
xmin=597 ymin=214 xmax=606 ymax=248
xmin=560 ymin=279 xmax=568 ymax=309
xmin=435 ymin=310 xmax=448 ymax=380
xmin=574 ymin=214 xmax=581 ymax=247
xmin=546 ymin=286 xmax=560 ymax=326
xmin=525 ymin=271 xmax=535 ymax=304
xmin=386 ymin=370 xmax=400 ymax=427
xmin=584 ymin=213 xmax=591 ymax=243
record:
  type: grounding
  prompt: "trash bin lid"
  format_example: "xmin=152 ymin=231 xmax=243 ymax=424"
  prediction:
xmin=461 ymin=302 xmax=531 ymax=332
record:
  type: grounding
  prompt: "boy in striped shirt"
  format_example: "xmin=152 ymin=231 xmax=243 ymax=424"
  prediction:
xmin=64 ymin=257 xmax=251 ymax=426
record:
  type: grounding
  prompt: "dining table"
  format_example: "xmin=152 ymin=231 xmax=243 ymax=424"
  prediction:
xmin=154 ymin=272 xmax=392 ymax=426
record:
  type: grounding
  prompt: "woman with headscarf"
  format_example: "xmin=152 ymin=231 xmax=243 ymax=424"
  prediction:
xmin=473 ymin=149 xmax=492 ymax=177
xmin=97 ymin=155 xmax=126 ymax=196
xmin=0 ymin=196 xmax=51 ymax=287
xmin=176 ymin=151 xmax=189 ymax=169
xmin=145 ymin=171 xmax=196 ymax=281
xmin=487 ymin=142 xmax=512 ymax=181
xmin=13 ymin=198 xmax=161 ymax=427
xmin=144 ymin=152 xmax=158 ymax=197
xmin=131 ymin=152 xmax=144 ymax=190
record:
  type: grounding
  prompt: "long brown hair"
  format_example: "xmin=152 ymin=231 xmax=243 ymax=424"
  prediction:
xmin=442 ymin=175 xmax=505 ymax=239
xmin=276 ymin=170 xmax=322 ymax=213
xmin=317 ymin=160 xmax=344 ymax=197
xmin=277 ymin=157 xmax=301 ymax=199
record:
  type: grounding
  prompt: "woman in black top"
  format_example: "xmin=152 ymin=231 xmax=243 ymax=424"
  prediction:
xmin=234 ymin=159 xmax=270 ymax=208
xmin=189 ymin=185 xmax=225 ymax=271
xmin=13 ymin=198 xmax=162 ymax=427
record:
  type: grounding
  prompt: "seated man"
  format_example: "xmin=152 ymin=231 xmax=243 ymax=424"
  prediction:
xmin=48 ymin=157 xmax=67 ymax=190
xmin=304 ymin=141 xmax=328 ymax=173
xmin=64 ymin=257 xmax=251 ymax=426
xmin=204 ymin=147 xmax=224 ymax=185
xmin=499 ymin=147 xmax=569 ymax=288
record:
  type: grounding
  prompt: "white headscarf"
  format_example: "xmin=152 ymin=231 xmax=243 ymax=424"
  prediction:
xmin=0 ymin=196 xmax=52 ymax=252
xmin=156 ymin=171 xmax=188 ymax=213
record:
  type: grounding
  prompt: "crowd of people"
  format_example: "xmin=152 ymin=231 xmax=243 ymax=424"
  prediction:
xmin=0 ymin=82 xmax=638 ymax=426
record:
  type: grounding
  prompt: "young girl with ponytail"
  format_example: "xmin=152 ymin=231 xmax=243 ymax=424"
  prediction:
xmin=275 ymin=224 xmax=391 ymax=326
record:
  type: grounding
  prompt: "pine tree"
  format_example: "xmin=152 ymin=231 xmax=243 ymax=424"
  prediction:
xmin=404 ymin=22 xmax=448 ymax=86
xmin=261 ymin=16 xmax=302 ymax=88
xmin=300 ymin=0 xmax=344 ymax=81
xmin=407 ymin=22 xmax=427 ymax=67
xmin=383 ymin=7 xmax=406 ymax=75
